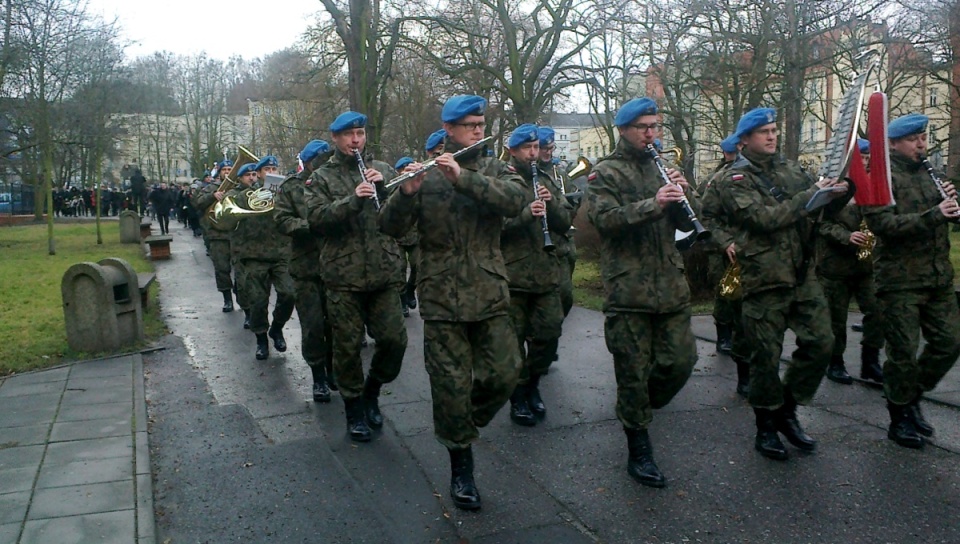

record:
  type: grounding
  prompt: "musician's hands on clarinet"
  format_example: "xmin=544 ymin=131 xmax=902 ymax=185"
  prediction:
xmin=938 ymin=197 xmax=960 ymax=219
xmin=656 ymin=183 xmax=686 ymax=209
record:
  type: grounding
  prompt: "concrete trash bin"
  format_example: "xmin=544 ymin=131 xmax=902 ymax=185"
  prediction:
xmin=62 ymin=257 xmax=145 ymax=353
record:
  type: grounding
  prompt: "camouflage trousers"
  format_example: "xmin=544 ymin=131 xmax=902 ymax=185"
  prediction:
xmin=236 ymin=259 xmax=296 ymax=335
xmin=325 ymin=288 xmax=407 ymax=399
xmin=879 ymin=285 xmax=960 ymax=405
xmin=740 ymin=281 xmax=832 ymax=410
xmin=400 ymin=244 xmax=418 ymax=295
xmin=508 ymin=290 xmax=563 ymax=384
xmin=818 ymin=273 xmax=885 ymax=359
xmin=423 ymin=316 xmax=521 ymax=449
xmin=558 ymin=251 xmax=576 ymax=318
xmin=604 ymin=309 xmax=697 ymax=429
xmin=294 ymin=275 xmax=333 ymax=372
xmin=208 ymin=239 xmax=232 ymax=292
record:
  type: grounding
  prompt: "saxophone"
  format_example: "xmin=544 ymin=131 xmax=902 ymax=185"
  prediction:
xmin=856 ymin=219 xmax=876 ymax=261
xmin=719 ymin=261 xmax=741 ymax=299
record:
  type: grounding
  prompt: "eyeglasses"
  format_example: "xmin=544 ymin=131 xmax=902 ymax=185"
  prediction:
xmin=455 ymin=122 xmax=486 ymax=131
xmin=628 ymin=123 xmax=661 ymax=132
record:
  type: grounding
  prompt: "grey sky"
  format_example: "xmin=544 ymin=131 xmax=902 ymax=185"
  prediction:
xmin=87 ymin=0 xmax=322 ymax=61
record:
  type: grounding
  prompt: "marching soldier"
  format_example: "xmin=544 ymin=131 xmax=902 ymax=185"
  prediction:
xmin=191 ymin=160 xmax=236 ymax=312
xmin=304 ymin=111 xmax=408 ymax=443
xmin=863 ymin=113 xmax=960 ymax=449
xmin=586 ymin=97 xmax=700 ymax=488
xmin=425 ymin=129 xmax=446 ymax=158
xmin=380 ymin=95 xmax=527 ymax=511
xmin=816 ymin=138 xmax=884 ymax=385
xmin=501 ymin=124 xmax=572 ymax=426
xmin=394 ymin=156 xmax=419 ymax=317
xmin=700 ymin=134 xmax=750 ymax=397
xmin=719 ymin=107 xmax=848 ymax=461
xmin=537 ymin=126 xmax=579 ymax=318
xmin=274 ymin=140 xmax=337 ymax=402
xmin=221 ymin=160 xmax=296 ymax=360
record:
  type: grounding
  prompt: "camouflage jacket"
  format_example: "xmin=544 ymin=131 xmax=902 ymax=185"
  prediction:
xmin=273 ymin=170 xmax=322 ymax=279
xmin=379 ymin=138 xmax=527 ymax=321
xmin=220 ymin=183 xmax=291 ymax=262
xmin=863 ymin=153 xmax=954 ymax=293
xmin=304 ymin=149 xmax=403 ymax=292
xmin=718 ymin=150 xmax=823 ymax=296
xmin=586 ymin=138 xmax=699 ymax=314
xmin=817 ymin=204 xmax=872 ymax=279
xmin=699 ymin=160 xmax=736 ymax=254
xmin=501 ymin=159 xmax=572 ymax=293
xmin=538 ymin=160 xmax=579 ymax=259
xmin=191 ymin=181 xmax=230 ymax=241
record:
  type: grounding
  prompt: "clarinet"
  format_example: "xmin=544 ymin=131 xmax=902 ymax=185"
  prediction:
xmin=354 ymin=148 xmax=380 ymax=210
xmin=922 ymin=155 xmax=959 ymax=223
xmin=646 ymin=144 xmax=710 ymax=243
xmin=531 ymin=161 xmax=556 ymax=252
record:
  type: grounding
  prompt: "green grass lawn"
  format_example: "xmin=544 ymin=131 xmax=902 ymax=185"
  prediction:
xmin=0 ymin=222 xmax=165 ymax=376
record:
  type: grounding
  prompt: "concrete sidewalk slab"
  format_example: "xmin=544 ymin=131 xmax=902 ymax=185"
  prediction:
xmin=0 ymin=355 xmax=155 ymax=544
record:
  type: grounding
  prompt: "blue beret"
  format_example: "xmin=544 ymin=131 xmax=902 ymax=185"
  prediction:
xmin=254 ymin=155 xmax=278 ymax=171
xmin=888 ymin=113 xmax=928 ymax=140
xmin=857 ymin=138 xmax=870 ymax=154
xmin=441 ymin=95 xmax=487 ymax=123
xmin=425 ymin=129 xmax=446 ymax=151
xmin=551 ymin=157 xmax=560 ymax=165
xmin=218 ymin=159 xmax=234 ymax=169
xmin=236 ymin=163 xmax=257 ymax=177
xmin=720 ymin=134 xmax=740 ymax=154
xmin=299 ymin=140 xmax=330 ymax=164
xmin=508 ymin=123 xmax=540 ymax=149
xmin=614 ymin=97 xmax=658 ymax=127
xmin=538 ymin=126 xmax=555 ymax=147
xmin=395 ymin=157 xmax=414 ymax=171
xmin=734 ymin=108 xmax=777 ymax=139
xmin=329 ymin=111 xmax=367 ymax=133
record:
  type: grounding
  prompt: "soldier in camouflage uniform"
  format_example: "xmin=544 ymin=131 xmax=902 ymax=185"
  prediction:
xmin=586 ymin=97 xmax=700 ymax=488
xmin=718 ymin=108 xmax=849 ymax=461
xmin=537 ymin=126 xmax=580 ymax=317
xmin=863 ymin=113 xmax=960 ymax=449
xmin=699 ymin=134 xmax=750 ymax=397
xmin=304 ymin=111 xmax=408 ymax=444
xmin=393 ymin=156 xmax=419 ymax=317
xmin=501 ymin=124 xmax=572 ymax=427
xmin=191 ymin=160 xmax=236 ymax=312
xmin=274 ymin=140 xmax=337 ymax=403
xmin=220 ymin=161 xmax=296 ymax=361
xmin=816 ymin=140 xmax=884 ymax=386
xmin=379 ymin=95 xmax=526 ymax=511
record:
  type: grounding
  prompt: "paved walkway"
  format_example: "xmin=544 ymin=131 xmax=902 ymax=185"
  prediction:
xmin=0 ymin=355 xmax=154 ymax=544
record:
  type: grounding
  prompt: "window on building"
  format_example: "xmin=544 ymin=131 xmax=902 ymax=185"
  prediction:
xmin=930 ymin=87 xmax=938 ymax=107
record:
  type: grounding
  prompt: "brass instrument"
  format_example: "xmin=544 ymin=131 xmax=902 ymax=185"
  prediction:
xmin=214 ymin=187 xmax=276 ymax=222
xmin=856 ymin=219 xmax=876 ymax=261
xmin=646 ymin=144 xmax=710 ymax=246
xmin=208 ymin=146 xmax=259 ymax=223
xmin=719 ymin=261 xmax=741 ymax=299
xmin=531 ymin=161 xmax=555 ymax=252
xmin=354 ymin=148 xmax=380 ymax=210
xmin=385 ymin=137 xmax=493 ymax=189
xmin=498 ymin=147 xmax=510 ymax=162
xmin=660 ymin=147 xmax=683 ymax=164
xmin=567 ymin=156 xmax=591 ymax=181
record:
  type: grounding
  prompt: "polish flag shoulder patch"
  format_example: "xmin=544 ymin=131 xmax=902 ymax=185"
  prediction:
xmin=731 ymin=174 xmax=744 ymax=181
xmin=587 ymin=172 xmax=598 ymax=182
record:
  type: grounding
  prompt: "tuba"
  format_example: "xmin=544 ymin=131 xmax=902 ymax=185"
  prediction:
xmin=208 ymin=146 xmax=259 ymax=222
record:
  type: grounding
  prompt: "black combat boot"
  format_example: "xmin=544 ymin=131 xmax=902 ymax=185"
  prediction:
xmin=851 ymin=322 xmax=864 ymax=332
xmin=860 ymin=346 xmax=883 ymax=383
xmin=826 ymin=355 xmax=853 ymax=385
xmin=448 ymin=447 xmax=481 ymax=510
xmin=243 ymin=310 xmax=250 ymax=330
xmin=363 ymin=376 xmax=384 ymax=429
xmin=775 ymin=391 xmax=816 ymax=451
xmin=221 ymin=290 xmax=234 ymax=313
xmin=906 ymin=395 xmax=934 ymax=437
xmin=343 ymin=397 xmax=372 ymax=442
xmin=310 ymin=365 xmax=331 ymax=403
xmin=255 ymin=333 xmax=269 ymax=360
xmin=887 ymin=401 xmax=923 ymax=449
xmin=268 ymin=324 xmax=287 ymax=352
xmin=401 ymin=295 xmax=410 ymax=318
xmin=509 ymin=385 xmax=536 ymax=427
xmin=624 ymin=427 xmax=666 ymax=488
xmin=405 ymin=287 xmax=417 ymax=309
xmin=716 ymin=322 xmax=733 ymax=355
xmin=527 ymin=373 xmax=546 ymax=418
xmin=734 ymin=356 xmax=750 ymax=398
xmin=754 ymin=408 xmax=788 ymax=460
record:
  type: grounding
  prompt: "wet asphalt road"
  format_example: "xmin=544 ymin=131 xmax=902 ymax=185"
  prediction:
xmin=145 ymin=227 xmax=960 ymax=544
